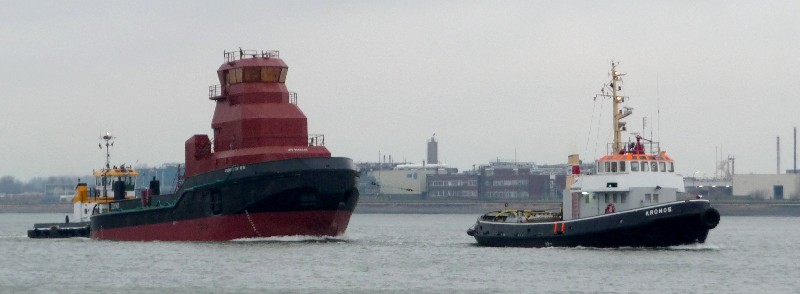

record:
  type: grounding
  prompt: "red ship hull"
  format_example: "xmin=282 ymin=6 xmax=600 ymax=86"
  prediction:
xmin=91 ymin=210 xmax=353 ymax=241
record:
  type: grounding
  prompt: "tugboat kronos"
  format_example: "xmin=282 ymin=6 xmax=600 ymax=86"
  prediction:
xmin=467 ymin=62 xmax=720 ymax=247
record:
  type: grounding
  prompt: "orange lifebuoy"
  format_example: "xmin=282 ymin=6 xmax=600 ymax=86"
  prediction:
xmin=605 ymin=203 xmax=616 ymax=214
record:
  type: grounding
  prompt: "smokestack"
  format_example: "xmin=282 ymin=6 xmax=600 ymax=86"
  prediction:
xmin=427 ymin=134 xmax=438 ymax=165
xmin=777 ymin=136 xmax=780 ymax=174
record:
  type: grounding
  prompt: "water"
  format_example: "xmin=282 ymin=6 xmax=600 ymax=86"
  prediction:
xmin=1 ymin=213 xmax=798 ymax=293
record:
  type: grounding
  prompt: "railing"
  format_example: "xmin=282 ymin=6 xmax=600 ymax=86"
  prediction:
xmin=208 ymin=84 xmax=222 ymax=100
xmin=224 ymin=49 xmax=279 ymax=62
xmin=607 ymin=141 xmax=661 ymax=155
xmin=308 ymin=134 xmax=325 ymax=147
xmin=215 ymin=136 xmax=325 ymax=149
xmin=208 ymin=86 xmax=295 ymax=104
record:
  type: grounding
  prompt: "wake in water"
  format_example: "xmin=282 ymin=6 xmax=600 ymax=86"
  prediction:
xmin=666 ymin=242 xmax=722 ymax=251
xmin=549 ymin=243 xmax=723 ymax=251
xmin=231 ymin=235 xmax=352 ymax=243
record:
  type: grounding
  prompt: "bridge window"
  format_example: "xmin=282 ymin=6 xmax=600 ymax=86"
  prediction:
xmin=604 ymin=162 xmax=610 ymax=173
xmin=659 ymin=162 xmax=666 ymax=172
xmin=653 ymin=194 xmax=659 ymax=203
xmin=645 ymin=193 xmax=652 ymax=203
xmin=631 ymin=161 xmax=639 ymax=172
xmin=619 ymin=161 xmax=626 ymax=172
xmin=227 ymin=68 xmax=243 ymax=84
xmin=669 ymin=162 xmax=674 ymax=172
xmin=641 ymin=161 xmax=649 ymax=172
xmin=650 ymin=162 xmax=658 ymax=172
xmin=124 ymin=176 xmax=134 ymax=191
xmin=243 ymin=67 xmax=261 ymax=82
xmin=621 ymin=193 xmax=627 ymax=203
xmin=226 ymin=67 xmax=288 ymax=84
xmin=261 ymin=67 xmax=286 ymax=82
xmin=611 ymin=162 xmax=617 ymax=173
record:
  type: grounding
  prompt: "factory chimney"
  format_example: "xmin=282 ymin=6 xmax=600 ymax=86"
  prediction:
xmin=777 ymin=136 xmax=780 ymax=174
xmin=427 ymin=134 xmax=438 ymax=165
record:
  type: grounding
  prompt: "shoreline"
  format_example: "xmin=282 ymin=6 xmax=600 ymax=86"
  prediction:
xmin=3 ymin=202 xmax=799 ymax=216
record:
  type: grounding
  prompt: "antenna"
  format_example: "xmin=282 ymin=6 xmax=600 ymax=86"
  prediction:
xmin=643 ymin=117 xmax=646 ymax=136
xmin=656 ymin=72 xmax=661 ymax=142
xmin=594 ymin=60 xmax=629 ymax=154
xmin=101 ymin=132 xmax=115 ymax=169
xmin=99 ymin=132 xmax=115 ymax=197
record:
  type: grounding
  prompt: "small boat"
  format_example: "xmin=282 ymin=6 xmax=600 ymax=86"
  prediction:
xmin=467 ymin=62 xmax=720 ymax=247
xmin=28 ymin=133 xmax=138 ymax=238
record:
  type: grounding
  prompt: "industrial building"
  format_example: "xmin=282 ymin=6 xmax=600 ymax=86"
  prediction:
xmin=733 ymin=173 xmax=800 ymax=200
xmin=358 ymin=135 xmax=572 ymax=200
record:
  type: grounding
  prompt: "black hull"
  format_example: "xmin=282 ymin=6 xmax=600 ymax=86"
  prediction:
xmin=91 ymin=157 xmax=359 ymax=233
xmin=469 ymin=200 xmax=720 ymax=248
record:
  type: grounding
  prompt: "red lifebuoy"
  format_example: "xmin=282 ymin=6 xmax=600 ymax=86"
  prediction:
xmin=605 ymin=203 xmax=616 ymax=214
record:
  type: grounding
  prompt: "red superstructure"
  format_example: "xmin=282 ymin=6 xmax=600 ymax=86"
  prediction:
xmin=185 ymin=50 xmax=330 ymax=178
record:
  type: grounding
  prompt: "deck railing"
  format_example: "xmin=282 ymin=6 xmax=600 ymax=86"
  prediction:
xmin=308 ymin=134 xmax=325 ymax=147
xmin=208 ymin=84 xmax=222 ymax=100
xmin=212 ymin=135 xmax=325 ymax=150
xmin=607 ymin=141 xmax=661 ymax=155
xmin=208 ymin=86 xmax=297 ymax=104
xmin=224 ymin=49 xmax=279 ymax=62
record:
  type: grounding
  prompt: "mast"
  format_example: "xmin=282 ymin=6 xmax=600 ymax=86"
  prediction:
xmin=101 ymin=132 xmax=115 ymax=197
xmin=611 ymin=62 xmax=628 ymax=153
xmin=596 ymin=61 xmax=631 ymax=154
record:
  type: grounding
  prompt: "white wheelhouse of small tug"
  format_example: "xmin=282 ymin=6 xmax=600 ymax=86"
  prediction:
xmin=562 ymin=61 xmax=685 ymax=220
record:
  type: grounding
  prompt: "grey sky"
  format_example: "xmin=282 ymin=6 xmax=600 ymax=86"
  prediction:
xmin=1 ymin=1 xmax=799 ymax=180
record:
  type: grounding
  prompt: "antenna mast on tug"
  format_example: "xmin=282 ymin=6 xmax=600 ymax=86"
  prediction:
xmin=100 ymin=132 xmax=115 ymax=197
xmin=595 ymin=61 xmax=632 ymax=154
